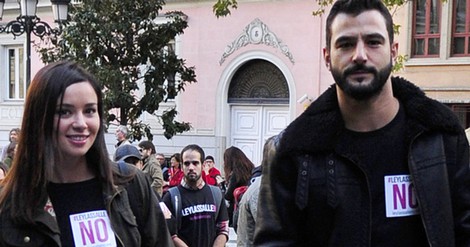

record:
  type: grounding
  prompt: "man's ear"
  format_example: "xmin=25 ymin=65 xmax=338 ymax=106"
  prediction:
xmin=391 ymin=41 xmax=399 ymax=61
xmin=323 ymin=47 xmax=331 ymax=71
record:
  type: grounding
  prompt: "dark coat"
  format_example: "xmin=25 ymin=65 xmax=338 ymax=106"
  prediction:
xmin=255 ymin=77 xmax=470 ymax=246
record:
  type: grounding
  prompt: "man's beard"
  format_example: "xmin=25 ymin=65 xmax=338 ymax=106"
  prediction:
xmin=331 ymin=61 xmax=392 ymax=101
xmin=185 ymin=172 xmax=201 ymax=183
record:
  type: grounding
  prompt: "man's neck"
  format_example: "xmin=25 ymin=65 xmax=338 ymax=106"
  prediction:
xmin=181 ymin=178 xmax=205 ymax=190
xmin=143 ymin=154 xmax=152 ymax=162
xmin=337 ymin=82 xmax=399 ymax=132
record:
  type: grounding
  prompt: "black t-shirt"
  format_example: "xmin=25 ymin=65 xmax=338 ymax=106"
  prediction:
xmin=340 ymin=104 xmax=428 ymax=246
xmin=163 ymin=185 xmax=229 ymax=247
xmin=47 ymin=177 xmax=117 ymax=247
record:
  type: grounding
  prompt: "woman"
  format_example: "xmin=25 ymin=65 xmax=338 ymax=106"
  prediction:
xmin=162 ymin=153 xmax=183 ymax=196
xmin=2 ymin=141 xmax=17 ymax=168
xmin=0 ymin=61 xmax=173 ymax=246
xmin=223 ymin=146 xmax=255 ymax=226
xmin=168 ymin=153 xmax=184 ymax=188
xmin=0 ymin=128 xmax=20 ymax=161
xmin=0 ymin=161 xmax=8 ymax=181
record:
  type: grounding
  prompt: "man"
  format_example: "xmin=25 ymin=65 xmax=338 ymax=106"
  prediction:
xmin=114 ymin=144 xmax=143 ymax=169
xmin=156 ymin=153 xmax=170 ymax=180
xmin=115 ymin=125 xmax=131 ymax=148
xmin=255 ymin=0 xmax=470 ymax=246
xmin=162 ymin=144 xmax=229 ymax=247
xmin=202 ymin=155 xmax=222 ymax=186
xmin=138 ymin=140 xmax=165 ymax=197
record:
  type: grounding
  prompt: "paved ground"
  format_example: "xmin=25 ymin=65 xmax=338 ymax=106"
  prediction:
xmin=227 ymin=227 xmax=237 ymax=246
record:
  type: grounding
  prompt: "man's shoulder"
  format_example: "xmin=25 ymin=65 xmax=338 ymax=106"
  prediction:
xmin=145 ymin=154 xmax=159 ymax=164
xmin=144 ymin=155 xmax=162 ymax=169
xmin=392 ymin=77 xmax=463 ymax=133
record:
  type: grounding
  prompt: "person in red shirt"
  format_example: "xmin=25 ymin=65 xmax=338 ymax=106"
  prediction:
xmin=202 ymin=155 xmax=222 ymax=186
xmin=167 ymin=153 xmax=184 ymax=188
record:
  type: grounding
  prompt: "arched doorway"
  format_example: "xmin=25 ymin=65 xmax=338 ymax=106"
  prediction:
xmin=228 ymin=59 xmax=289 ymax=165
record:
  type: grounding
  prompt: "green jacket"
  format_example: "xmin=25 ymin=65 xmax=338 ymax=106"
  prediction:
xmin=142 ymin=154 xmax=164 ymax=197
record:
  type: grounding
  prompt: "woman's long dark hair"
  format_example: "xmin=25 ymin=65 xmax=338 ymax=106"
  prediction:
xmin=0 ymin=61 xmax=115 ymax=223
xmin=170 ymin=153 xmax=181 ymax=169
xmin=223 ymin=146 xmax=255 ymax=185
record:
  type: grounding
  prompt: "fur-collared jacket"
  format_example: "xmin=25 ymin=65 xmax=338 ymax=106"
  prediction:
xmin=255 ymin=77 xmax=470 ymax=246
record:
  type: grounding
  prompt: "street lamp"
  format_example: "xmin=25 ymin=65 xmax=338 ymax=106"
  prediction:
xmin=0 ymin=0 xmax=70 ymax=88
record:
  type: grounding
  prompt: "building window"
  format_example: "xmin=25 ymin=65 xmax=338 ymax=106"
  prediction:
xmin=452 ymin=0 xmax=470 ymax=56
xmin=163 ymin=40 xmax=177 ymax=100
xmin=412 ymin=0 xmax=441 ymax=57
xmin=6 ymin=46 xmax=26 ymax=100
xmin=447 ymin=104 xmax=470 ymax=128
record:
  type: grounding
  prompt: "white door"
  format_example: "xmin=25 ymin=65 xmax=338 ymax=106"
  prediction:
xmin=230 ymin=105 xmax=289 ymax=165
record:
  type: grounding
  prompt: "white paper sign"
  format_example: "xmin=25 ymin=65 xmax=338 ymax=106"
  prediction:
xmin=69 ymin=210 xmax=117 ymax=247
xmin=384 ymin=175 xmax=420 ymax=218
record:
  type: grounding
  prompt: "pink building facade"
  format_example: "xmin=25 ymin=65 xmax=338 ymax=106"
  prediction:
xmin=1 ymin=0 xmax=469 ymax=167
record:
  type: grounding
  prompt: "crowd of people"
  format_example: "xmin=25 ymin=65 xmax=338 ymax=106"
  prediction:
xmin=0 ymin=0 xmax=469 ymax=246
xmin=0 ymin=60 xmax=259 ymax=247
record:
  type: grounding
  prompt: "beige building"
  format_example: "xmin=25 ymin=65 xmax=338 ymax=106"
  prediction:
xmin=393 ymin=0 xmax=470 ymax=131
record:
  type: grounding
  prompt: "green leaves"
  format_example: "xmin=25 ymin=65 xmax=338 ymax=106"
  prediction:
xmin=37 ymin=0 xmax=196 ymax=140
xmin=213 ymin=0 xmax=238 ymax=17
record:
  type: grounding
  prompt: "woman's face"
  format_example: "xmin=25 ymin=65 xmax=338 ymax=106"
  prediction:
xmin=9 ymin=131 xmax=18 ymax=142
xmin=53 ymin=82 xmax=100 ymax=160
xmin=0 ymin=169 xmax=5 ymax=180
xmin=170 ymin=157 xmax=180 ymax=169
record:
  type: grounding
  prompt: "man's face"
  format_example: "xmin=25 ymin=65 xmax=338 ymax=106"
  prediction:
xmin=323 ymin=10 xmax=398 ymax=101
xmin=204 ymin=159 xmax=214 ymax=169
xmin=115 ymin=129 xmax=125 ymax=141
xmin=139 ymin=147 xmax=151 ymax=159
xmin=182 ymin=149 xmax=203 ymax=183
xmin=156 ymin=155 xmax=166 ymax=166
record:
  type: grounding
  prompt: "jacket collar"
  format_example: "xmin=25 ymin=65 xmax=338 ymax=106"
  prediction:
xmin=279 ymin=77 xmax=462 ymax=155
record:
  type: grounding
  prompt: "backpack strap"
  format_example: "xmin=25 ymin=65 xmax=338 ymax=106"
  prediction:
xmin=169 ymin=187 xmax=182 ymax=232
xmin=170 ymin=185 xmax=223 ymax=232
xmin=209 ymin=185 xmax=222 ymax=221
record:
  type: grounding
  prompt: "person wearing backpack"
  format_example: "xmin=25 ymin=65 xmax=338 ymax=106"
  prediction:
xmin=162 ymin=144 xmax=229 ymax=247
xmin=222 ymin=146 xmax=255 ymax=227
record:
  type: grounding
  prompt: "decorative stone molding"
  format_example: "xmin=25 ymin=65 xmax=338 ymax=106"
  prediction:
xmin=219 ymin=18 xmax=295 ymax=65
xmin=228 ymin=59 xmax=289 ymax=103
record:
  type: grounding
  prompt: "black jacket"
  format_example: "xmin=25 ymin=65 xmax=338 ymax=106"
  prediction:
xmin=255 ymin=77 xmax=470 ymax=246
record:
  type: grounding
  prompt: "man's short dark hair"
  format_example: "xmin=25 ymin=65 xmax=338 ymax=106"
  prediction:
xmin=325 ymin=0 xmax=394 ymax=50
xmin=205 ymin=155 xmax=214 ymax=162
xmin=181 ymin=144 xmax=205 ymax=164
xmin=138 ymin=140 xmax=156 ymax=154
